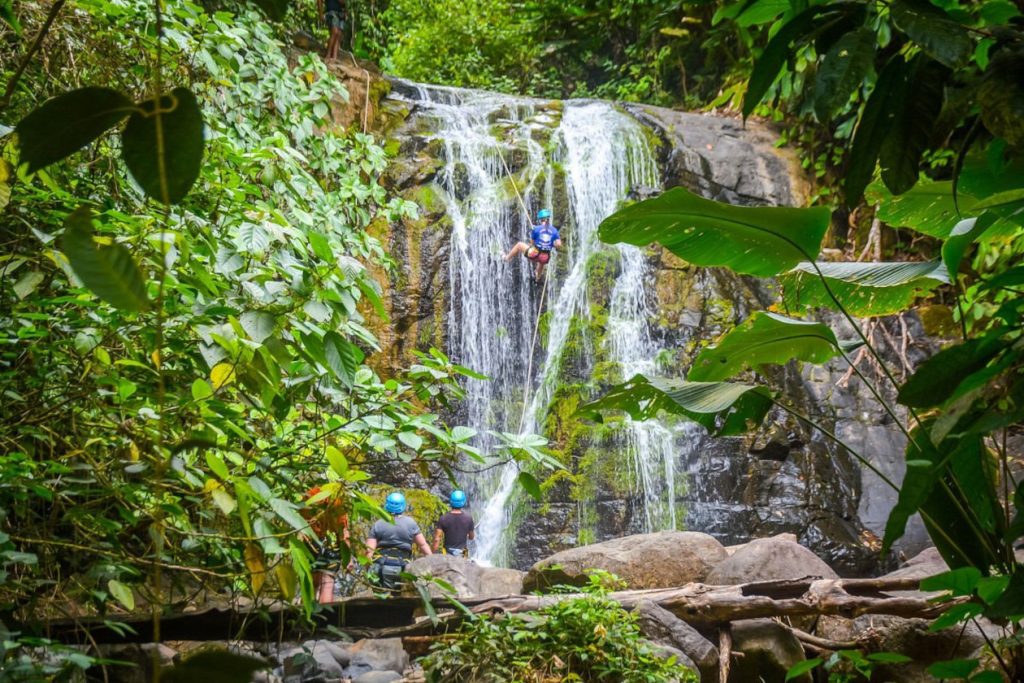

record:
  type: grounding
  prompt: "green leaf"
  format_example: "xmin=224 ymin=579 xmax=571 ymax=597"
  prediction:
xmin=689 ymin=312 xmax=851 ymax=382
xmin=866 ymin=652 xmax=913 ymax=664
xmin=326 ymin=445 xmax=348 ymax=476
xmin=191 ymin=379 xmax=213 ymax=401
xmin=398 ymin=431 xmax=424 ymax=451
xmin=897 ymin=335 xmax=1009 ymax=408
xmin=971 ymin=672 xmax=1006 ymax=683
xmin=162 ymin=650 xmax=268 ymax=683
xmin=599 ymin=187 xmax=829 ymax=277
xmin=121 ymin=87 xmax=204 ymax=204
xmin=580 ymin=375 xmax=773 ymax=437
xmin=743 ymin=5 xmax=841 ymax=118
xmin=107 ymin=579 xmax=135 ymax=611
xmin=15 ymin=87 xmax=133 ymax=173
xmin=868 ymin=179 xmax=975 ymax=238
xmin=323 ymin=331 xmax=362 ymax=388
xmin=270 ymin=498 xmax=312 ymax=536
xmin=890 ymin=0 xmax=971 ymax=67
xmin=926 ymin=659 xmax=978 ymax=680
xmin=813 ymin=28 xmax=876 ymax=121
xmin=982 ymin=265 xmax=1024 ymax=292
xmin=780 ymin=261 xmax=949 ymax=317
xmin=211 ymin=487 xmax=237 ymax=515
xmin=920 ymin=567 xmax=983 ymax=595
xmin=62 ymin=207 xmax=149 ymax=312
xmin=845 ymin=57 xmax=910 ymax=205
xmin=13 ymin=270 xmax=43 ymax=299
xmin=735 ymin=0 xmax=789 ymax=27
xmin=205 ymin=452 xmax=230 ymax=480
xmin=978 ymin=53 xmax=1024 ymax=147
xmin=785 ymin=659 xmax=823 ymax=681
xmin=942 ymin=214 xmax=1001 ymax=277
xmin=985 ymin=571 xmax=1024 ymax=620
xmin=928 ymin=602 xmax=983 ymax=631
xmin=239 ymin=311 xmax=276 ymax=343
xmin=879 ymin=58 xmax=948 ymax=195
xmin=517 ymin=471 xmax=543 ymax=501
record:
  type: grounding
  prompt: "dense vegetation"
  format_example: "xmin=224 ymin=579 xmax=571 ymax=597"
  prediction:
xmin=2 ymin=0 xmax=1023 ymax=679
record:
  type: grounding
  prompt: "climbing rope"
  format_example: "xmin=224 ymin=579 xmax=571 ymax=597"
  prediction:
xmin=495 ymin=144 xmax=551 ymax=435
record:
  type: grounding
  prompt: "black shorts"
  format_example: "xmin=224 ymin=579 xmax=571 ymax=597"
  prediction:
xmin=325 ymin=10 xmax=346 ymax=30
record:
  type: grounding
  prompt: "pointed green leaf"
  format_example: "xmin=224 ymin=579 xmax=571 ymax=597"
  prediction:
xmin=62 ymin=207 xmax=149 ymax=312
xmin=879 ymin=58 xmax=948 ymax=195
xmin=786 ymin=659 xmax=823 ymax=681
xmin=517 ymin=471 xmax=543 ymax=501
xmin=868 ymin=179 xmax=976 ymax=238
xmin=926 ymin=659 xmax=978 ymax=680
xmin=689 ymin=312 xmax=851 ymax=382
xmin=15 ymin=87 xmax=133 ymax=173
xmin=122 ymin=87 xmax=204 ymax=204
xmin=813 ymin=28 xmax=876 ymax=121
xmin=844 ymin=57 xmax=910 ymax=205
xmin=891 ymin=0 xmax=971 ymax=68
xmin=326 ymin=445 xmax=348 ymax=476
xmin=920 ymin=567 xmax=982 ymax=595
xmin=599 ymin=187 xmax=829 ymax=277
xmin=781 ymin=261 xmax=949 ymax=317
xmin=323 ymin=331 xmax=362 ymax=388
xmin=398 ymin=431 xmax=424 ymax=451
xmin=580 ymin=374 xmax=773 ymax=437
xmin=942 ymin=214 xmax=1000 ymax=276
xmin=270 ymin=498 xmax=312 ymax=536
xmin=898 ymin=334 xmax=1009 ymax=408
xmin=239 ymin=311 xmax=276 ymax=343
xmin=107 ymin=579 xmax=135 ymax=611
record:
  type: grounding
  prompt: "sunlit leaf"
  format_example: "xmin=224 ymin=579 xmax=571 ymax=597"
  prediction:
xmin=107 ymin=579 xmax=135 ymax=611
xmin=15 ymin=87 xmax=132 ymax=173
xmin=62 ymin=207 xmax=149 ymax=312
xmin=781 ymin=261 xmax=949 ymax=317
xmin=868 ymin=179 xmax=975 ymax=239
xmin=599 ymin=187 xmax=829 ymax=277
xmin=122 ymin=87 xmax=204 ymax=204
xmin=323 ymin=331 xmax=362 ymax=388
xmin=517 ymin=471 xmax=543 ymax=501
xmin=689 ymin=312 xmax=855 ymax=382
xmin=926 ymin=659 xmax=978 ymax=680
xmin=211 ymin=363 xmax=236 ymax=390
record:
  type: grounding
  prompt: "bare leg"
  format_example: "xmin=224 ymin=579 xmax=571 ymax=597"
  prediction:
xmin=327 ymin=27 xmax=341 ymax=60
xmin=315 ymin=570 xmax=334 ymax=602
xmin=535 ymin=262 xmax=545 ymax=281
xmin=503 ymin=241 xmax=531 ymax=261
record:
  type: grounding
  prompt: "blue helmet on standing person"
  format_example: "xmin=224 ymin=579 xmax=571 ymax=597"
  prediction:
xmin=450 ymin=490 xmax=467 ymax=509
xmin=537 ymin=209 xmax=551 ymax=220
xmin=385 ymin=491 xmax=407 ymax=515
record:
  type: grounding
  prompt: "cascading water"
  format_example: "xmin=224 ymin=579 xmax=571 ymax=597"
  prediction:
xmin=394 ymin=84 xmax=687 ymax=564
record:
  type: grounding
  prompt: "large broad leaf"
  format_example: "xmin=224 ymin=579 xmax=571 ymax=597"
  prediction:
xmin=890 ymin=0 xmax=972 ymax=68
xmin=62 ymin=207 xmax=149 ymax=312
xmin=844 ymin=57 xmax=909 ymax=206
xmin=689 ymin=311 xmax=856 ymax=382
xmin=579 ymin=374 xmax=773 ymax=437
xmin=879 ymin=58 xmax=948 ymax=195
xmin=122 ymin=87 xmax=204 ymax=204
xmin=781 ymin=261 xmax=949 ymax=317
xmin=978 ymin=52 xmax=1024 ymax=147
xmin=15 ymin=87 xmax=133 ymax=173
xmin=941 ymin=214 xmax=1000 ymax=276
xmin=813 ymin=28 xmax=876 ymax=121
xmin=867 ymin=179 xmax=976 ymax=238
xmin=598 ymin=187 xmax=830 ymax=277
xmin=883 ymin=427 xmax=1002 ymax=572
xmin=323 ymin=331 xmax=362 ymax=388
xmin=897 ymin=334 xmax=1010 ymax=408
xmin=743 ymin=5 xmax=844 ymax=118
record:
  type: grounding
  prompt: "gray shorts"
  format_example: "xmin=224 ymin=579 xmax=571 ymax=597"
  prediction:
xmin=325 ymin=10 xmax=346 ymax=30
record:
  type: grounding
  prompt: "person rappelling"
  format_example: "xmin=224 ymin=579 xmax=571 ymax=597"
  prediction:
xmin=503 ymin=209 xmax=562 ymax=282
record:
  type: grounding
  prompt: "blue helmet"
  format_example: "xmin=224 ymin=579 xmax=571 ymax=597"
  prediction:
xmin=537 ymin=209 xmax=551 ymax=220
xmin=385 ymin=491 xmax=407 ymax=515
xmin=450 ymin=489 xmax=467 ymax=509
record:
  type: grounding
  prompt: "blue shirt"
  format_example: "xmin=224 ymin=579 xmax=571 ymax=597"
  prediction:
xmin=531 ymin=224 xmax=560 ymax=252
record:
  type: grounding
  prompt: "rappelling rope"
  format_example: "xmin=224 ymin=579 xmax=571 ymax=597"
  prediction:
xmin=495 ymin=145 xmax=551 ymax=435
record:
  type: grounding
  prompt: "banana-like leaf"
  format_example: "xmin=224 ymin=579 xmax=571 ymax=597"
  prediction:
xmin=689 ymin=311 xmax=858 ymax=382
xmin=578 ymin=374 xmax=773 ymax=437
xmin=781 ymin=260 xmax=949 ymax=317
xmin=598 ymin=187 xmax=830 ymax=277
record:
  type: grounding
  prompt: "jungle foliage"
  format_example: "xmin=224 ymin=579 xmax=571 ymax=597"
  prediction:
xmin=0 ymin=0 xmax=559 ymax=678
xmin=588 ymin=0 xmax=1024 ymax=678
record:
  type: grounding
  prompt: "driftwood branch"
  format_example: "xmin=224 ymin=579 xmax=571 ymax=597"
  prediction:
xmin=37 ymin=576 xmax=952 ymax=644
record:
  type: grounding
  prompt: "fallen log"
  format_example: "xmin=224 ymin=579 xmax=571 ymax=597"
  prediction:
xmin=35 ymin=576 xmax=953 ymax=644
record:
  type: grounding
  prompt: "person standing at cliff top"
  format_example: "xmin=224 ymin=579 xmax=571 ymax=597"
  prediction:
xmin=433 ymin=489 xmax=475 ymax=557
xmin=503 ymin=209 xmax=562 ymax=282
xmin=317 ymin=0 xmax=347 ymax=61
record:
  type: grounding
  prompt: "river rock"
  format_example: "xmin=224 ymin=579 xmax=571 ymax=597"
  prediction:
xmin=634 ymin=600 xmax=718 ymax=682
xmin=707 ymin=537 xmax=838 ymax=585
xmin=523 ymin=531 xmax=727 ymax=592
xmin=406 ymin=555 xmax=525 ymax=598
xmin=344 ymin=638 xmax=409 ymax=678
xmin=729 ymin=619 xmax=810 ymax=683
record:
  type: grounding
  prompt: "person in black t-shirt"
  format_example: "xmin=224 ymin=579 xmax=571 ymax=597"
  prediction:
xmin=433 ymin=490 xmax=475 ymax=557
xmin=317 ymin=0 xmax=347 ymax=61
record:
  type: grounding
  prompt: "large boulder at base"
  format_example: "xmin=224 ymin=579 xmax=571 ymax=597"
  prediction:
xmin=707 ymin=537 xmax=838 ymax=585
xmin=523 ymin=531 xmax=728 ymax=592
xmin=635 ymin=600 xmax=718 ymax=682
xmin=406 ymin=555 xmax=525 ymax=598
xmin=882 ymin=547 xmax=948 ymax=581
xmin=280 ymin=640 xmax=349 ymax=681
xmin=729 ymin=619 xmax=810 ymax=683
xmin=816 ymin=614 xmax=995 ymax=683
xmin=343 ymin=638 xmax=409 ymax=679
xmin=724 ymin=533 xmax=797 ymax=557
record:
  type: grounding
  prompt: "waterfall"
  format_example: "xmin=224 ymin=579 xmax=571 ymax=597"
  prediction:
xmin=394 ymin=84 xmax=683 ymax=565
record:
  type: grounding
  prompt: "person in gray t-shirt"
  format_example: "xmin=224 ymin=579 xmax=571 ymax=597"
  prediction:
xmin=365 ymin=492 xmax=432 ymax=590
